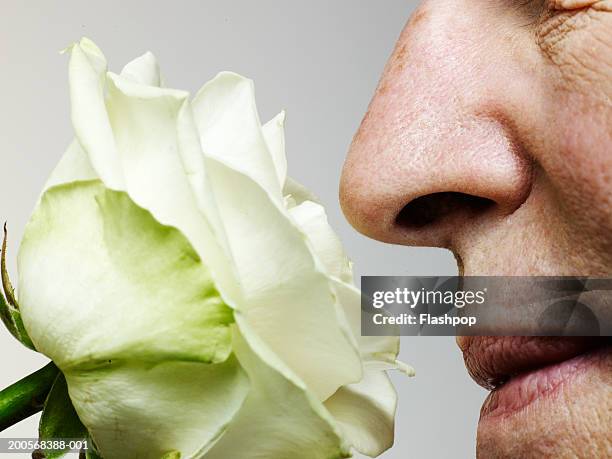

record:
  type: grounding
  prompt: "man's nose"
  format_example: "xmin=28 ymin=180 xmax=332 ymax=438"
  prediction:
xmin=339 ymin=2 xmax=534 ymax=249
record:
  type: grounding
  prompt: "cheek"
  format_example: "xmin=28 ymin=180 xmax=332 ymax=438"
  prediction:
xmin=549 ymin=100 xmax=612 ymax=235
xmin=538 ymin=7 xmax=612 ymax=92
xmin=534 ymin=10 xmax=612 ymax=251
xmin=532 ymin=93 xmax=612 ymax=271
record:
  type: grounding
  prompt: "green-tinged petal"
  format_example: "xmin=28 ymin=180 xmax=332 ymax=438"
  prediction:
xmin=18 ymin=181 xmax=233 ymax=368
xmin=67 ymin=357 xmax=247 ymax=459
xmin=204 ymin=158 xmax=362 ymax=401
xmin=44 ymin=140 xmax=97 ymax=192
xmin=192 ymin=72 xmax=283 ymax=200
xmin=68 ymin=38 xmax=124 ymax=189
xmin=324 ymin=368 xmax=397 ymax=458
xmin=120 ymin=51 xmax=161 ymax=86
xmin=202 ymin=317 xmax=351 ymax=459
xmin=161 ymin=451 xmax=182 ymax=459
xmin=39 ymin=373 xmax=87 ymax=459
xmin=289 ymin=200 xmax=353 ymax=283
xmin=105 ymin=71 xmax=240 ymax=306
xmin=18 ymin=181 xmax=249 ymax=458
xmin=82 ymin=436 xmax=103 ymax=459
xmin=262 ymin=111 xmax=287 ymax=187
xmin=84 ymin=447 xmax=103 ymax=459
xmin=68 ymin=40 xmax=237 ymax=304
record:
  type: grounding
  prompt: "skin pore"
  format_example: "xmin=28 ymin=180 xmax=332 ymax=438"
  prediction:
xmin=340 ymin=1 xmax=611 ymax=457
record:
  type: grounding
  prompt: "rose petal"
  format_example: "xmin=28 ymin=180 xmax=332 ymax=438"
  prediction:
xmin=284 ymin=176 xmax=321 ymax=208
xmin=324 ymin=281 xmax=405 ymax=457
xmin=120 ymin=51 xmax=162 ymax=87
xmin=289 ymin=200 xmax=353 ymax=283
xmin=262 ymin=111 xmax=288 ymax=187
xmin=203 ymin=317 xmax=351 ymax=459
xmin=331 ymin=280 xmax=401 ymax=362
xmin=43 ymin=48 xmax=162 ymax=192
xmin=67 ymin=357 xmax=248 ymax=459
xmin=324 ymin=368 xmax=397 ymax=457
xmin=68 ymin=38 xmax=124 ymax=190
xmin=192 ymin=72 xmax=283 ymax=200
xmin=18 ymin=181 xmax=249 ymax=458
xmin=204 ymin=158 xmax=362 ymax=401
xmin=44 ymin=140 xmax=97 ymax=192
xmin=19 ymin=181 xmax=234 ymax=367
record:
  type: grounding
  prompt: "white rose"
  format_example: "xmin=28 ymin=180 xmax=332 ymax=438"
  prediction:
xmin=15 ymin=38 xmax=412 ymax=459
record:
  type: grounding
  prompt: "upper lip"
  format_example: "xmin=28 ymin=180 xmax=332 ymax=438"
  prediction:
xmin=457 ymin=336 xmax=607 ymax=390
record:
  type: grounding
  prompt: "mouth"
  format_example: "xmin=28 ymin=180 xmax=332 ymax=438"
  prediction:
xmin=457 ymin=336 xmax=612 ymax=420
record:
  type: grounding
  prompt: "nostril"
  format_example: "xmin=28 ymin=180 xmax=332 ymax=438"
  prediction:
xmin=395 ymin=192 xmax=496 ymax=229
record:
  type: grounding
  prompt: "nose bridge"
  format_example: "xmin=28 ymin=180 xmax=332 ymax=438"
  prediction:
xmin=340 ymin=1 xmax=533 ymax=246
xmin=378 ymin=2 xmax=481 ymax=132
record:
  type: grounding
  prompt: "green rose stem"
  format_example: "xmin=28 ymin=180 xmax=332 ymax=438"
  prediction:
xmin=0 ymin=362 xmax=59 ymax=431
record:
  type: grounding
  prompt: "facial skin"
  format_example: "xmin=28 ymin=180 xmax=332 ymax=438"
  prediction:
xmin=340 ymin=1 xmax=612 ymax=457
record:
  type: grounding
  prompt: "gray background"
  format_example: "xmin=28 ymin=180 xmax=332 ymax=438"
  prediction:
xmin=0 ymin=2 xmax=486 ymax=458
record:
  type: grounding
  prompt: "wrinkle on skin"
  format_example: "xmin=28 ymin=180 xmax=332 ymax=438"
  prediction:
xmin=538 ymin=0 xmax=612 ymax=71
xmin=535 ymin=0 xmax=612 ymax=269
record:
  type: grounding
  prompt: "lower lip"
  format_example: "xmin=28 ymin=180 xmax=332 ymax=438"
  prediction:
xmin=479 ymin=347 xmax=609 ymax=421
